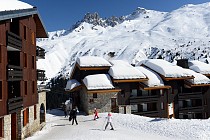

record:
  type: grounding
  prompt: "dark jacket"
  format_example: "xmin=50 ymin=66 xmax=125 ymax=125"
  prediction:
xmin=70 ymin=108 xmax=78 ymax=118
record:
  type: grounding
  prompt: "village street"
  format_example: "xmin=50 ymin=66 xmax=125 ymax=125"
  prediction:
xmin=26 ymin=109 xmax=170 ymax=140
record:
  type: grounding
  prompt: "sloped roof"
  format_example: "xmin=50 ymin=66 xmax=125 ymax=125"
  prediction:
xmin=0 ymin=1 xmax=48 ymax=38
xmin=108 ymin=60 xmax=146 ymax=80
xmin=188 ymin=60 xmax=210 ymax=75
xmin=136 ymin=66 xmax=164 ymax=87
xmin=141 ymin=59 xmax=194 ymax=79
xmin=83 ymin=74 xmax=114 ymax=90
xmin=65 ymin=79 xmax=81 ymax=92
xmin=77 ymin=56 xmax=112 ymax=67
xmin=184 ymin=69 xmax=210 ymax=86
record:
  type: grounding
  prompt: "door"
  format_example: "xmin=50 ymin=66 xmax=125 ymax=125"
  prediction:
xmin=111 ymin=98 xmax=117 ymax=112
xmin=11 ymin=113 xmax=17 ymax=140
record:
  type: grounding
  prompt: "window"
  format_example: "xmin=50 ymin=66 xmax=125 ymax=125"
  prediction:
xmin=32 ymin=81 xmax=35 ymax=94
xmin=31 ymin=31 xmax=35 ymax=45
xmin=161 ymin=102 xmax=164 ymax=110
xmin=24 ymin=26 xmax=27 ymax=40
xmin=32 ymin=56 xmax=35 ymax=69
xmin=23 ymin=108 xmax=29 ymax=126
xmin=24 ymin=81 xmax=27 ymax=95
xmin=34 ymin=105 xmax=37 ymax=120
xmin=0 ymin=81 xmax=2 ymax=100
xmin=131 ymin=105 xmax=138 ymax=113
xmin=93 ymin=93 xmax=97 ymax=98
xmin=131 ymin=89 xmax=137 ymax=97
xmin=24 ymin=53 xmax=27 ymax=68
xmin=0 ymin=117 xmax=3 ymax=138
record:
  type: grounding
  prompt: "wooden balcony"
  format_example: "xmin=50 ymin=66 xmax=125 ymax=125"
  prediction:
xmin=130 ymin=95 xmax=159 ymax=104
xmin=7 ymin=65 xmax=23 ymax=81
xmin=133 ymin=110 xmax=159 ymax=117
xmin=37 ymin=69 xmax=46 ymax=81
xmin=7 ymin=31 xmax=22 ymax=51
xmin=36 ymin=46 xmax=45 ymax=59
xmin=7 ymin=97 xmax=23 ymax=114
xmin=179 ymin=106 xmax=203 ymax=113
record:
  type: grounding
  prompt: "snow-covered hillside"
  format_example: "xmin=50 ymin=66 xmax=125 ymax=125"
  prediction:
xmin=37 ymin=2 xmax=210 ymax=80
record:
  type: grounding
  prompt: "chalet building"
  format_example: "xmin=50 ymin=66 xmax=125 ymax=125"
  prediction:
xmin=142 ymin=59 xmax=210 ymax=119
xmin=66 ymin=56 xmax=210 ymax=119
xmin=0 ymin=2 xmax=47 ymax=140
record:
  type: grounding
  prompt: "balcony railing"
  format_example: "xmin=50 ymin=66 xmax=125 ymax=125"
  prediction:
xmin=37 ymin=69 xmax=46 ymax=81
xmin=7 ymin=65 xmax=23 ymax=81
xmin=179 ymin=106 xmax=203 ymax=113
xmin=7 ymin=97 xmax=23 ymax=114
xmin=130 ymin=95 xmax=159 ymax=104
xmin=36 ymin=46 xmax=45 ymax=59
xmin=7 ymin=31 xmax=22 ymax=51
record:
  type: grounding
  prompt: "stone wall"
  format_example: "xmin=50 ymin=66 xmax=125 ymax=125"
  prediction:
xmin=79 ymin=87 xmax=118 ymax=115
xmin=3 ymin=115 xmax=11 ymax=140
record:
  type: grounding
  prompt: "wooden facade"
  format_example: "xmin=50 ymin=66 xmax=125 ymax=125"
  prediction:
xmin=0 ymin=7 xmax=47 ymax=139
xmin=68 ymin=58 xmax=210 ymax=119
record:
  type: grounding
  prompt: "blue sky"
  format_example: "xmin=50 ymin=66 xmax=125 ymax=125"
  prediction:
xmin=22 ymin=0 xmax=210 ymax=32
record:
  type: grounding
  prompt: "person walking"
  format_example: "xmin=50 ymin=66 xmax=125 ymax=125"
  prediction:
xmin=63 ymin=104 xmax=67 ymax=118
xmin=104 ymin=112 xmax=114 ymax=130
xmin=71 ymin=106 xmax=79 ymax=125
xmin=93 ymin=108 xmax=99 ymax=120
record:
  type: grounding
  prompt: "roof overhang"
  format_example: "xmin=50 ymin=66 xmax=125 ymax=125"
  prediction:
xmin=184 ymin=80 xmax=210 ymax=87
xmin=0 ymin=7 xmax=48 ymax=38
xmin=113 ymin=78 xmax=148 ymax=83
xmin=139 ymin=82 xmax=171 ymax=90
xmin=160 ymin=74 xmax=194 ymax=81
xmin=70 ymin=62 xmax=111 ymax=79
xmin=87 ymin=88 xmax=121 ymax=94
xmin=65 ymin=85 xmax=83 ymax=93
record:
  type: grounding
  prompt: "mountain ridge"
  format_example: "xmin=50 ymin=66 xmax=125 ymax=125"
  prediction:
xmin=37 ymin=2 xmax=210 ymax=80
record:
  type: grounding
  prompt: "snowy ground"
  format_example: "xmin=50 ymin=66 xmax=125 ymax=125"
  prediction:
xmin=26 ymin=109 xmax=210 ymax=140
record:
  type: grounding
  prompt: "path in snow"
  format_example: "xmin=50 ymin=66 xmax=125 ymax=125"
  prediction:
xmin=26 ymin=109 xmax=172 ymax=140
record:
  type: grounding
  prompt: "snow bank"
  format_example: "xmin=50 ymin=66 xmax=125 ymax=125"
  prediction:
xmin=83 ymin=74 xmax=114 ymax=90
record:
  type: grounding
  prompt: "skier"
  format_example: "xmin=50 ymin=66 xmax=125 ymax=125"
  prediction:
xmin=104 ymin=112 xmax=114 ymax=130
xmin=71 ymin=106 xmax=79 ymax=125
xmin=93 ymin=108 xmax=99 ymax=120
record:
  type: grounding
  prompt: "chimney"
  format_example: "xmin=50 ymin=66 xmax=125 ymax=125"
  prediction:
xmin=177 ymin=59 xmax=189 ymax=68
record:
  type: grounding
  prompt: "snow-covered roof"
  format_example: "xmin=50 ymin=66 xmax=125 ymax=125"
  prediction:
xmin=65 ymin=79 xmax=81 ymax=91
xmin=136 ymin=66 xmax=164 ymax=87
xmin=108 ymin=60 xmax=146 ymax=79
xmin=0 ymin=0 xmax=33 ymax=12
xmin=188 ymin=60 xmax=210 ymax=75
xmin=83 ymin=74 xmax=114 ymax=90
xmin=184 ymin=69 xmax=210 ymax=85
xmin=142 ymin=59 xmax=193 ymax=78
xmin=76 ymin=56 xmax=112 ymax=67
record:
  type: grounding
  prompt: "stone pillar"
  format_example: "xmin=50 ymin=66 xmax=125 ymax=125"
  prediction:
xmin=3 ymin=115 xmax=11 ymax=140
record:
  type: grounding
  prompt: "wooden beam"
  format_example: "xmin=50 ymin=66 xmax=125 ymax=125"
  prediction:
xmin=184 ymin=80 xmax=210 ymax=87
xmin=87 ymin=89 xmax=121 ymax=94
xmin=113 ymin=78 xmax=148 ymax=83
xmin=160 ymin=75 xmax=194 ymax=81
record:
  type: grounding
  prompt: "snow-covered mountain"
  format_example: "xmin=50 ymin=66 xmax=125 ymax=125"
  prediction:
xmin=37 ymin=2 xmax=210 ymax=80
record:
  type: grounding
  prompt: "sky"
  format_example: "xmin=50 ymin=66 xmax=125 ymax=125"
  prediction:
xmin=21 ymin=0 xmax=210 ymax=32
